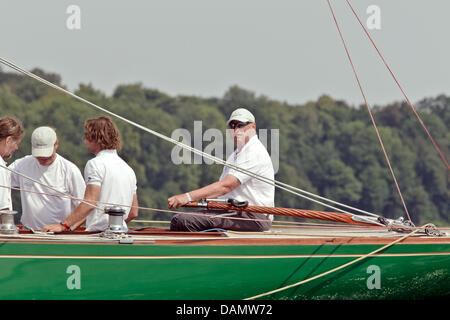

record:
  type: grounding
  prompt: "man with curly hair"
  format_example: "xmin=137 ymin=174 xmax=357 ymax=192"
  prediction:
xmin=42 ymin=116 xmax=138 ymax=232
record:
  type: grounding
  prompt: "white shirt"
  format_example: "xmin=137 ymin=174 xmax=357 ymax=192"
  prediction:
xmin=219 ymin=135 xmax=275 ymax=219
xmin=9 ymin=154 xmax=86 ymax=230
xmin=84 ymin=149 xmax=137 ymax=231
xmin=0 ymin=156 xmax=12 ymax=210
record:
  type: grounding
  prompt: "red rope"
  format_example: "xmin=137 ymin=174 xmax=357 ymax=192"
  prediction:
xmin=345 ymin=0 xmax=449 ymax=171
xmin=184 ymin=202 xmax=381 ymax=227
xmin=327 ymin=0 xmax=412 ymax=221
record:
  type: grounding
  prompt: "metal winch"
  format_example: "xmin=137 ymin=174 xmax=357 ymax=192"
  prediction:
xmin=104 ymin=206 xmax=127 ymax=233
xmin=99 ymin=206 xmax=133 ymax=243
xmin=0 ymin=210 xmax=19 ymax=234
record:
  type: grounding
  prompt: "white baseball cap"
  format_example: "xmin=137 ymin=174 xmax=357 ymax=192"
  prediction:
xmin=226 ymin=108 xmax=255 ymax=126
xmin=31 ymin=127 xmax=57 ymax=157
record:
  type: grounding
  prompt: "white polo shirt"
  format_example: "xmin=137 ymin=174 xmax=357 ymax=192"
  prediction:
xmin=219 ymin=135 xmax=275 ymax=219
xmin=0 ymin=156 xmax=12 ymax=210
xmin=9 ymin=154 xmax=86 ymax=230
xmin=84 ymin=149 xmax=137 ymax=231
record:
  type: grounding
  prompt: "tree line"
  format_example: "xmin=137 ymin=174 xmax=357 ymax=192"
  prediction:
xmin=0 ymin=67 xmax=448 ymax=226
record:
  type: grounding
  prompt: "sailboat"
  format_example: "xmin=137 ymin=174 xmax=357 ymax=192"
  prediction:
xmin=0 ymin=1 xmax=448 ymax=300
xmin=0 ymin=198 xmax=448 ymax=300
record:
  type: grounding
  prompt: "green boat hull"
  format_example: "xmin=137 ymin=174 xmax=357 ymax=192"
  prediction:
xmin=1 ymin=241 xmax=449 ymax=300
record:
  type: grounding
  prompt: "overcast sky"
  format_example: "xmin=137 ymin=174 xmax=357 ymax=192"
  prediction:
xmin=1 ymin=0 xmax=449 ymax=107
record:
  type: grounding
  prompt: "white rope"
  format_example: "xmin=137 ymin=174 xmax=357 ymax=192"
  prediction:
xmin=0 ymin=56 xmax=380 ymax=218
xmin=0 ymin=183 xmax=283 ymax=225
xmin=244 ymin=223 xmax=431 ymax=300
xmin=0 ymin=163 xmax=102 ymax=210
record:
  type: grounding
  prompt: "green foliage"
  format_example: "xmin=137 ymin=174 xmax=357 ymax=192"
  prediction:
xmin=0 ymin=68 xmax=448 ymax=226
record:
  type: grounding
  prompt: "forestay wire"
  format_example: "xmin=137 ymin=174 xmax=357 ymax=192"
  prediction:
xmin=0 ymin=56 xmax=380 ymax=218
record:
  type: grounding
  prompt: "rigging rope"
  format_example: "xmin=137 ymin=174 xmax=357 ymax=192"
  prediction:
xmin=0 ymin=56 xmax=381 ymax=219
xmin=0 ymin=183 xmax=327 ymax=226
xmin=327 ymin=0 xmax=412 ymax=222
xmin=345 ymin=0 xmax=450 ymax=171
xmin=0 ymin=163 xmax=102 ymax=211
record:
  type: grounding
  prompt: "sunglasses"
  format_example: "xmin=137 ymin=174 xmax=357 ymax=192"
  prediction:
xmin=228 ymin=121 xmax=250 ymax=129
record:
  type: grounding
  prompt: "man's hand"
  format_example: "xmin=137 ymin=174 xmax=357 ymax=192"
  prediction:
xmin=41 ymin=223 xmax=65 ymax=233
xmin=168 ymin=194 xmax=189 ymax=209
xmin=167 ymin=175 xmax=240 ymax=210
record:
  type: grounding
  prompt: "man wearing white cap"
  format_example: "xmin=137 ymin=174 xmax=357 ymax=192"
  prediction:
xmin=8 ymin=126 xmax=86 ymax=230
xmin=168 ymin=107 xmax=275 ymax=232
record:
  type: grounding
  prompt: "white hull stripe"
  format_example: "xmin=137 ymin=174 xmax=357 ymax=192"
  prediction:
xmin=0 ymin=252 xmax=449 ymax=260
